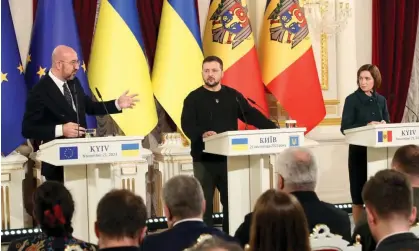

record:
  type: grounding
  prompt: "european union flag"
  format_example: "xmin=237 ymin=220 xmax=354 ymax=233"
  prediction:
xmin=59 ymin=146 xmax=78 ymax=160
xmin=26 ymin=0 xmax=96 ymax=128
xmin=1 ymin=0 xmax=28 ymax=156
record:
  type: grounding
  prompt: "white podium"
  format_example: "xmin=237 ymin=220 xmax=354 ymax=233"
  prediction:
xmin=203 ymin=128 xmax=305 ymax=235
xmin=344 ymin=123 xmax=419 ymax=177
xmin=36 ymin=136 xmax=151 ymax=242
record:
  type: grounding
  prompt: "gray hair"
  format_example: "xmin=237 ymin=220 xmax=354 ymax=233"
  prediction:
xmin=185 ymin=235 xmax=243 ymax=251
xmin=275 ymin=147 xmax=318 ymax=191
xmin=163 ymin=175 xmax=204 ymax=219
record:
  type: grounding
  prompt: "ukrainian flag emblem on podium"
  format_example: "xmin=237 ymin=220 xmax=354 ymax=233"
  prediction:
xmin=231 ymin=138 xmax=248 ymax=151
xmin=121 ymin=143 xmax=140 ymax=156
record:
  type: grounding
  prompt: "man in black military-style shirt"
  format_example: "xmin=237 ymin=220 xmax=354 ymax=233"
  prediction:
xmin=181 ymin=55 xmax=277 ymax=233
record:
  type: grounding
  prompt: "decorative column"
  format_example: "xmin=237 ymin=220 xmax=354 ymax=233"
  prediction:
xmin=1 ymin=152 xmax=32 ymax=229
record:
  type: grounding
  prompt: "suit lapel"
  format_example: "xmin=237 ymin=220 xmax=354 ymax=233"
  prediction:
xmin=44 ymin=75 xmax=76 ymax=117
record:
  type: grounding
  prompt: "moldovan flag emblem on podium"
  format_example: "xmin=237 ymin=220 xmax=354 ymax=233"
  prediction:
xmin=88 ymin=0 xmax=157 ymax=136
xmin=260 ymin=0 xmax=326 ymax=133
xmin=203 ymin=0 xmax=270 ymax=130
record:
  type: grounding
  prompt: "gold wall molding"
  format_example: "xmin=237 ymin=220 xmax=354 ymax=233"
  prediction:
xmin=276 ymin=117 xmax=341 ymax=127
xmin=320 ymin=33 xmax=329 ymax=90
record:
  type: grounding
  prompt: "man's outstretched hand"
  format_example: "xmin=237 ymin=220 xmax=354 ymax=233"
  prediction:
xmin=117 ymin=90 xmax=139 ymax=109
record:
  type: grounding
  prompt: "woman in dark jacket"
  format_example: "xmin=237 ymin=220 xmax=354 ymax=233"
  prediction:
xmin=340 ymin=64 xmax=390 ymax=224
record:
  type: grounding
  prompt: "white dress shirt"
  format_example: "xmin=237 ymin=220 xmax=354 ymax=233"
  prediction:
xmin=49 ymin=70 xmax=121 ymax=137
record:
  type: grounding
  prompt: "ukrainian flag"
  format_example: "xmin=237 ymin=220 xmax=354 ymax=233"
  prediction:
xmin=152 ymin=0 xmax=203 ymax=134
xmin=231 ymin=138 xmax=249 ymax=151
xmin=121 ymin=143 xmax=140 ymax=157
xmin=88 ymin=0 xmax=157 ymax=136
xmin=378 ymin=130 xmax=392 ymax=142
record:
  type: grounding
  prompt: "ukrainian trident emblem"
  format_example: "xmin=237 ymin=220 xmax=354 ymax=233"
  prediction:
xmin=267 ymin=0 xmax=309 ymax=48
xmin=209 ymin=0 xmax=252 ymax=49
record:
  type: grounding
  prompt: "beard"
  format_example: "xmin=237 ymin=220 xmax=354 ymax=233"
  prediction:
xmin=204 ymin=78 xmax=220 ymax=87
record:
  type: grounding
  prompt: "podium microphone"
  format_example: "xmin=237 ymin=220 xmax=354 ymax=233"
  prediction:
xmin=236 ymin=96 xmax=248 ymax=130
xmin=405 ymin=105 xmax=419 ymax=122
xmin=247 ymin=97 xmax=280 ymax=127
xmin=95 ymin=87 xmax=116 ymax=136
xmin=71 ymin=82 xmax=80 ymax=137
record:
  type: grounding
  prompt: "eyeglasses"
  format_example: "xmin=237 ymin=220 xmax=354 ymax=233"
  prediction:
xmin=60 ymin=60 xmax=80 ymax=66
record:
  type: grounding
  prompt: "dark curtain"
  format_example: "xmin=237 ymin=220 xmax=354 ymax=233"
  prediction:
xmin=33 ymin=0 xmax=98 ymax=65
xmin=372 ymin=0 xmax=419 ymax=123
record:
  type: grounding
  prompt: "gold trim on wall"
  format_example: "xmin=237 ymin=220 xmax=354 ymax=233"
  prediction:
xmin=320 ymin=33 xmax=329 ymax=90
xmin=276 ymin=117 xmax=341 ymax=127
xmin=324 ymin=99 xmax=340 ymax=105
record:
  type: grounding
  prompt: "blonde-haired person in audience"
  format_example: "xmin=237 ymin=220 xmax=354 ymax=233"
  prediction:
xmin=7 ymin=181 xmax=97 ymax=251
xmin=234 ymin=147 xmax=351 ymax=247
xmin=186 ymin=236 xmax=243 ymax=251
xmin=247 ymin=189 xmax=311 ymax=251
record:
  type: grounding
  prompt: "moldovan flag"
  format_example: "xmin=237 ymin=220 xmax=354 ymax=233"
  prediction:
xmin=152 ymin=0 xmax=203 ymax=133
xmin=203 ymin=0 xmax=270 ymax=130
xmin=88 ymin=0 xmax=157 ymax=136
xmin=260 ymin=0 xmax=325 ymax=133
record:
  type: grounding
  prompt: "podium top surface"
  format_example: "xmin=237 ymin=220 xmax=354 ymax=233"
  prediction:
xmin=203 ymin=128 xmax=306 ymax=142
xmin=344 ymin=122 xmax=419 ymax=134
xmin=40 ymin=136 xmax=144 ymax=149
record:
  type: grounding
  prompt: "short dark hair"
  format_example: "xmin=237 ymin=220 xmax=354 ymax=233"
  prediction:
xmin=202 ymin=56 xmax=223 ymax=70
xmin=392 ymin=145 xmax=419 ymax=175
xmin=362 ymin=169 xmax=413 ymax=219
xmin=33 ymin=181 xmax=75 ymax=237
xmin=163 ymin=175 xmax=204 ymax=219
xmin=96 ymin=189 xmax=147 ymax=239
xmin=357 ymin=64 xmax=382 ymax=90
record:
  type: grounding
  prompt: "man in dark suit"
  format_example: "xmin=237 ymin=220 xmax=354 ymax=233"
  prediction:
xmin=352 ymin=144 xmax=419 ymax=251
xmin=234 ymin=147 xmax=351 ymax=247
xmin=95 ymin=189 xmax=147 ymax=250
xmin=22 ymin=45 xmax=138 ymax=182
xmin=140 ymin=175 xmax=237 ymax=251
xmin=362 ymin=169 xmax=419 ymax=251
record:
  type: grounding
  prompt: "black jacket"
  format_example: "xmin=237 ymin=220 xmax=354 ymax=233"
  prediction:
xmin=234 ymin=191 xmax=352 ymax=247
xmin=181 ymin=85 xmax=277 ymax=162
xmin=375 ymin=232 xmax=419 ymax=251
xmin=140 ymin=221 xmax=237 ymax=251
xmin=340 ymin=88 xmax=390 ymax=134
xmin=22 ymin=74 xmax=120 ymax=141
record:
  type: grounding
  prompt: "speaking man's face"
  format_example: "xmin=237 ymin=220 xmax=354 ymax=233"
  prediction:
xmin=202 ymin=61 xmax=223 ymax=87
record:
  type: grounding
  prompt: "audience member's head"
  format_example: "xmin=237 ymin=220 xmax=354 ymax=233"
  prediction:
xmin=276 ymin=147 xmax=317 ymax=192
xmin=362 ymin=169 xmax=417 ymax=241
xmin=248 ymin=189 xmax=311 ymax=251
xmin=95 ymin=189 xmax=147 ymax=248
xmin=163 ymin=175 xmax=205 ymax=227
xmin=185 ymin=235 xmax=243 ymax=251
xmin=33 ymin=181 xmax=75 ymax=237
xmin=391 ymin=145 xmax=419 ymax=182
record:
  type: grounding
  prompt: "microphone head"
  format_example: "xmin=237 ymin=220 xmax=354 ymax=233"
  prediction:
xmin=95 ymin=87 xmax=102 ymax=99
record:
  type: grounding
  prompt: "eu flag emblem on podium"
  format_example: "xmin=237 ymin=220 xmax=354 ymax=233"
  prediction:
xmin=25 ymin=0 xmax=96 ymax=128
xmin=1 ymin=0 xmax=28 ymax=156
xmin=59 ymin=147 xmax=78 ymax=160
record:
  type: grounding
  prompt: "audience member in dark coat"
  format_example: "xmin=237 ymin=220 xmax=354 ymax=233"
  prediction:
xmin=362 ymin=169 xmax=419 ymax=251
xmin=140 ymin=175 xmax=237 ymax=251
xmin=352 ymin=145 xmax=419 ymax=251
xmin=234 ymin=147 xmax=351 ymax=247
xmin=95 ymin=189 xmax=147 ymax=251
